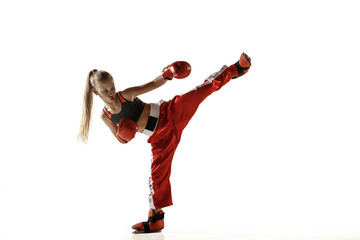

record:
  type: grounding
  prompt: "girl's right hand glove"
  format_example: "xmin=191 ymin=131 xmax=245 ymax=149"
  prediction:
xmin=116 ymin=118 xmax=139 ymax=144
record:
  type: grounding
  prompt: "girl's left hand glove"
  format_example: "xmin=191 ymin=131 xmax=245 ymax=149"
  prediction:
xmin=162 ymin=61 xmax=191 ymax=80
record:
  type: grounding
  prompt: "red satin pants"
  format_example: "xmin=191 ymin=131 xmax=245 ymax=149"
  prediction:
xmin=147 ymin=67 xmax=233 ymax=209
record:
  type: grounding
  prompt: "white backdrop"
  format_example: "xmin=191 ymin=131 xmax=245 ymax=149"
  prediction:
xmin=0 ymin=0 xmax=359 ymax=239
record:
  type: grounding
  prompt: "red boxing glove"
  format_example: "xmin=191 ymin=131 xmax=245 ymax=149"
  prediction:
xmin=116 ymin=118 xmax=139 ymax=144
xmin=162 ymin=61 xmax=191 ymax=80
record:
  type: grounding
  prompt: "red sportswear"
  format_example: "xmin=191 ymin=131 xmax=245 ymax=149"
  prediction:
xmin=146 ymin=66 xmax=234 ymax=209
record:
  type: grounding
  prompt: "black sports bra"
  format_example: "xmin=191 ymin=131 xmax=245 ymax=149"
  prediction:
xmin=103 ymin=92 xmax=145 ymax=125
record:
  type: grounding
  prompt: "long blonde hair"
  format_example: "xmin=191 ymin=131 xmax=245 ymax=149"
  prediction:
xmin=78 ymin=69 xmax=112 ymax=143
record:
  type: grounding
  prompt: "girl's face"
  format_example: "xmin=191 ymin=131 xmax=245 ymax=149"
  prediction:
xmin=93 ymin=78 xmax=116 ymax=103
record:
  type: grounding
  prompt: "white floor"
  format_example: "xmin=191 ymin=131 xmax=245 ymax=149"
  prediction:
xmin=123 ymin=232 xmax=360 ymax=240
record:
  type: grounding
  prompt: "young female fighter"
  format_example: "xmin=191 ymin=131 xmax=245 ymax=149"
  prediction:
xmin=78 ymin=53 xmax=251 ymax=233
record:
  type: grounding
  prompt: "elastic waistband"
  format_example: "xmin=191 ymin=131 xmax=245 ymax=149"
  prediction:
xmin=142 ymin=102 xmax=160 ymax=137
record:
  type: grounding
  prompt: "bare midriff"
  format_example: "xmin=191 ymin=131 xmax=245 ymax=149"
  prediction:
xmin=137 ymin=103 xmax=151 ymax=132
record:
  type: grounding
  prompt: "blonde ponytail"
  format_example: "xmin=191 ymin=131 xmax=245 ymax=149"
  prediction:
xmin=78 ymin=69 xmax=97 ymax=143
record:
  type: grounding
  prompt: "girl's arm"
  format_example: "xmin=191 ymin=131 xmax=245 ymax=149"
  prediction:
xmin=121 ymin=61 xmax=191 ymax=101
xmin=101 ymin=111 xmax=117 ymax=138
xmin=121 ymin=75 xmax=167 ymax=101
